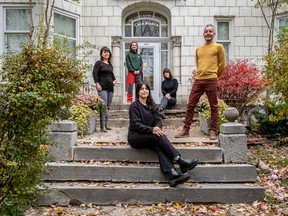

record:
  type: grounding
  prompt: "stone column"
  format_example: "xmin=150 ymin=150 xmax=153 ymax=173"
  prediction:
xmin=111 ymin=36 xmax=122 ymax=104
xmin=219 ymin=107 xmax=248 ymax=163
xmin=171 ymin=36 xmax=181 ymax=83
xmin=48 ymin=120 xmax=78 ymax=162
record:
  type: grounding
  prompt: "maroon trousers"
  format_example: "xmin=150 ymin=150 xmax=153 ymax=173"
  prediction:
xmin=184 ymin=78 xmax=219 ymax=132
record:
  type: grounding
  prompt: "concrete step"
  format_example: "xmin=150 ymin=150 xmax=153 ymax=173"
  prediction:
xmin=108 ymin=108 xmax=191 ymax=119
xmin=107 ymin=117 xmax=198 ymax=128
xmin=42 ymin=163 xmax=257 ymax=183
xmin=107 ymin=108 xmax=198 ymax=128
xmin=77 ymin=127 xmax=218 ymax=145
xmin=37 ymin=182 xmax=265 ymax=206
xmin=73 ymin=146 xmax=222 ymax=163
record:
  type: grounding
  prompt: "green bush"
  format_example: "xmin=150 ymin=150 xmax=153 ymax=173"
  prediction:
xmin=0 ymin=23 xmax=93 ymax=215
xmin=263 ymin=27 xmax=288 ymax=105
xmin=253 ymin=100 xmax=288 ymax=136
xmin=197 ymin=95 xmax=229 ymax=132
xmin=69 ymin=94 xmax=106 ymax=135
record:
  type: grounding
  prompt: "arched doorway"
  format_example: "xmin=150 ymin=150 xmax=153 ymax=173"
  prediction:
xmin=122 ymin=7 xmax=171 ymax=104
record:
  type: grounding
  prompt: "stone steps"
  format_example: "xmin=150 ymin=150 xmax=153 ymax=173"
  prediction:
xmin=107 ymin=109 xmax=196 ymax=127
xmin=37 ymin=183 xmax=265 ymax=206
xmin=72 ymin=146 xmax=222 ymax=163
xmin=42 ymin=163 xmax=257 ymax=183
xmin=40 ymin=114 xmax=265 ymax=206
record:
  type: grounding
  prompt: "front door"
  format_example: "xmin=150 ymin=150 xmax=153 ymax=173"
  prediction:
xmin=138 ymin=43 xmax=161 ymax=103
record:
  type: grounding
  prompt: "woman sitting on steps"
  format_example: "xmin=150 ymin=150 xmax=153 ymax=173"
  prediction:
xmin=127 ymin=81 xmax=198 ymax=187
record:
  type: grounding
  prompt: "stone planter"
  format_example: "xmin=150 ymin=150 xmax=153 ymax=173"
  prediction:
xmin=83 ymin=114 xmax=96 ymax=135
xmin=199 ymin=115 xmax=210 ymax=135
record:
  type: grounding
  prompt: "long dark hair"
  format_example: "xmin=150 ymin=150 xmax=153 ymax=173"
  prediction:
xmin=135 ymin=81 xmax=157 ymax=111
xmin=100 ymin=46 xmax=112 ymax=64
xmin=163 ymin=68 xmax=173 ymax=80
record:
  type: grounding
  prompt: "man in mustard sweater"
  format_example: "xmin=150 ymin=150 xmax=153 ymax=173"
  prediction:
xmin=175 ymin=24 xmax=226 ymax=140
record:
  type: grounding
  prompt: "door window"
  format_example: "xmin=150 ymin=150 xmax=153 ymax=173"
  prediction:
xmin=125 ymin=11 xmax=168 ymax=37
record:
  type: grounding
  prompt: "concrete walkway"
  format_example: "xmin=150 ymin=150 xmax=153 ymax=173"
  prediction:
xmin=78 ymin=126 xmax=218 ymax=145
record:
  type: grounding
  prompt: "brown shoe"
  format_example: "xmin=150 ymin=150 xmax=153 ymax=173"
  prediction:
xmin=209 ymin=130 xmax=217 ymax=140
xmin=175 ymin=129 xmax=189 ymax=138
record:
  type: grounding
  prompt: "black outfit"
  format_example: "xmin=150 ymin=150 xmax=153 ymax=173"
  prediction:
xmin=92 ymin=60 xmax=116 ymax=128
xmin=159 ymin=78 xmax=178 ymax=118
xmin=128 ymin=100 xmax=180 ymax=173
xmin=161 ymin=78 xmax=178 ymax=99
xmin=92 ymin=60 xmax=115 ymax=92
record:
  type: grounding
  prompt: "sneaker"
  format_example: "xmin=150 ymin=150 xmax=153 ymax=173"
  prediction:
xmin=159 ymin=113 xmax=167 ymax=119
xmin=209 ymin=130 xmax=217 ymax=140
xmin=175 ymin=129 xmax=189 ymax=138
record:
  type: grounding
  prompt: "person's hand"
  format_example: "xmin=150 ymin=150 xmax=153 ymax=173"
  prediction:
xmin=165 ymin=93 xmax=171 ymax=100
xmin=96 ymin=83 xmax=102 ymax=92
xmin=113 ymin=80 xmax=117 ymax=86
xmin=153 ymin=127 xmax=164 ymax=137
xmin=134 ymin=70 xmax=140 ymax=75
xmin=191 ymin=71 xmax=196 ymax=80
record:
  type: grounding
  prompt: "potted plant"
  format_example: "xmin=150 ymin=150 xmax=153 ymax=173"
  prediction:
xmin=197 ymin=95 xmax=229 ymax=134
xmin=69 ymin=94 xmax=106 ymax=135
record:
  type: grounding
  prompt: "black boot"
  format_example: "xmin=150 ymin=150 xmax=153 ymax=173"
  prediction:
xmin=100 ymin=125 xmax=107 ymax=133
xmin=177 ymin=158 xmax=198 ymax=173
xmin=167 ymin=168 xmax=190 ymax=187
xmin=105 ymin=125 xmax=112 ymax=130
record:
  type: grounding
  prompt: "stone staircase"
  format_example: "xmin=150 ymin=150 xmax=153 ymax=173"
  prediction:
xmin=37 ymin=108 xmax=265 ymax=206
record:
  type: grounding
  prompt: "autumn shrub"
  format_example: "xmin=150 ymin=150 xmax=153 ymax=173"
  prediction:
xmin=253 ymin=27 xmax=288 ymax=142
xmin=197 ymin=95 xmax=229 ymax=132
xmin=218 ymin=59 xmax=267 ymax=119
xmin=0 ymin=24 xmax=93 ymax=215
xmin=263 ymin=27 xmax=288 ymax=105
xmin=69 ymin=94 xmax=105 ymax=135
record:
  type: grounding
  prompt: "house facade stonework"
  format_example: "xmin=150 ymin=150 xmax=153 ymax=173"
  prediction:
xmin=1 ymin=0 xmax=287 ymax=105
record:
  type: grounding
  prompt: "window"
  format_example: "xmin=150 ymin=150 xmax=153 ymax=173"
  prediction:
xmin=278 ymin=16 xmax=288 ymax=28
xmin=215 ymin=19 xmax=232 ymax=62
xmin=53 ymin=12 xmax=77 ymax=48
xmin=4 ymin=8 xmax=30 ymax=52
xmin=125 ymin=11 xmax=168 ymax=37
xmin=278 ymin=15 xmax=288 ymax=33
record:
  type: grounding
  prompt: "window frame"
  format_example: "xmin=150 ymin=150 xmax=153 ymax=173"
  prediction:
xmin=53 ymin=10 xmax=79 ymax=48
xmin=3 ymin=7 xmax=31 ymax=52
xmin=276 ymin=14 xmax=288 ymax=32
xmin=215 ymin=18 xmax=233 ymax=62
xmin=124 ymin=11 xmax=169 ymax=38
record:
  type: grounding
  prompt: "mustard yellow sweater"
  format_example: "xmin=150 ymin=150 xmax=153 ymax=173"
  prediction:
xmin=195 ymin=43 xmax=226 ymax=79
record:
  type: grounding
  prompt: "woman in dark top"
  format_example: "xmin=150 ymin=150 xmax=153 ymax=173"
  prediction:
xmin=159 ymin=68 xmax=178 ymax=119
xmin=128 ymin=81 xmax=198 ymax=187
xmin=92 ymin=46 xmax=116 ymax=132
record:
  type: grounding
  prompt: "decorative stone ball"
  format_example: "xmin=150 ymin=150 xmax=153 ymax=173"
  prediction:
xmin=224 ymin=107 xmax=239 ymax=122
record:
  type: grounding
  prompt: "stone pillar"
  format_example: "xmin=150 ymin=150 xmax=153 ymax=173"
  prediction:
xmin=171 ymin=36 xmax=181 ymax=83
xmin=48 ymin=120 xmax=78 ymax=162
xmin=219 ymin=107 xmax=248 ymax=163
xmin=111 ymin=36 xmax=122 ymax=104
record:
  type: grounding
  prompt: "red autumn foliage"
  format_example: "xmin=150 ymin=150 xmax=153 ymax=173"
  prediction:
xmin=218 ymin=59 xmax=267 ymax=117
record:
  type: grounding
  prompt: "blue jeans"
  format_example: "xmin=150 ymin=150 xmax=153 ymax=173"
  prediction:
xmin=98 ymin=90 xmax=113 ymax=126
xmin=160 ymin=96 xmax=177 ymax=113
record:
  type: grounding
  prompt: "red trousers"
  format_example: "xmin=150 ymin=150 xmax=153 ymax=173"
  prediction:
xmin=184 ymin=78 xmax=219 ymax=132
xmin=127 ymin=72 xmax=141 ymax=103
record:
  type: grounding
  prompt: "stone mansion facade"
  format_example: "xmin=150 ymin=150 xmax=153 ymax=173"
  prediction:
xmin=0 ymin=0 xmax=287 ymax=105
